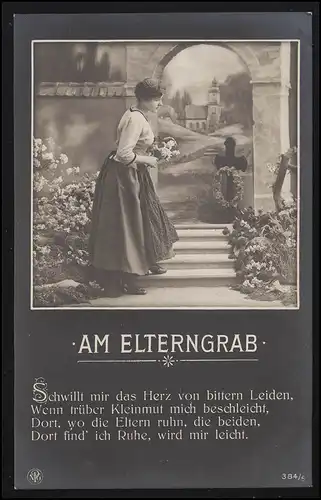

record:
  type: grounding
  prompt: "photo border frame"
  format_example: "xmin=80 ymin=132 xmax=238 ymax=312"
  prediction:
xmin=5 ymin=4 xmax=318 ymax=497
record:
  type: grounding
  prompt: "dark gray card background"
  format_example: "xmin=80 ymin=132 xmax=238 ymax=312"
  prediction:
xmin=14 ymin=13 xmax=313 ymax=490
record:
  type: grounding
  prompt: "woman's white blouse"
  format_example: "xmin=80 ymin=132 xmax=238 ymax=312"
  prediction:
xmin=114 ymin=107 xmax=155 ymax=167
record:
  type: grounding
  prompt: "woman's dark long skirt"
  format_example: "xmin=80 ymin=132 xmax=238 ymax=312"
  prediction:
xmin=88 ymin=156 xmax=179 ymax=281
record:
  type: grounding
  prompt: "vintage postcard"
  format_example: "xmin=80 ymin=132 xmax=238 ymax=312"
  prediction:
xmin=31 ymin=39 xmax=299 ymax=310
xmin=13 ymin=12 xmax=314 ymax=493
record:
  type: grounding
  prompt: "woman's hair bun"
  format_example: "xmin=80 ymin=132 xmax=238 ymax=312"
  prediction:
xmin=135 ymin=78 xmax=164 ymax=100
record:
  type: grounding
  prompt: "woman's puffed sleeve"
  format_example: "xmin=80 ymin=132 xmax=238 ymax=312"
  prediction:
xmin=114 ymin=114 xmax=143 ymax=165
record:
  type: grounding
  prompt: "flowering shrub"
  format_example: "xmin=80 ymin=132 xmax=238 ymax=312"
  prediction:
xmin=34 ymin=172 xmax=98 ymax=262
xmin=149 ymin=136 xmax=180 ymax=163
xmin=226 ymin=201 xmax=297 ymax=304
xmin=33 ymin=137 xmax=101 ymax=297
xmin=33 ymin=137 xmax=76 ymax=192
xmin=225 ymin=146 xmax=298 ymax=305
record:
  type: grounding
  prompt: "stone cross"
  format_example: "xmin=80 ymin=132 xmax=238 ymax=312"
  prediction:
xmin=213 ymin=137 xmax=248 ymax=202
xmin=214 ymin=137 xmax=248 ymax=172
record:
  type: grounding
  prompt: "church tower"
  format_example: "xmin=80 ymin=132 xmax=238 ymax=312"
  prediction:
xmin=207 ymin=77 xmax=222 ymax=133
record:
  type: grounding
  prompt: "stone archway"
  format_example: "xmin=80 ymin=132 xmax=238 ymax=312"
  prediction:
xmin=151 ymin=42 xmax=257 ymax=81
xmin=152 ymin=42 xmax=255 ymax=218
xmin=125 ymin=41 xmax=292 ymax=212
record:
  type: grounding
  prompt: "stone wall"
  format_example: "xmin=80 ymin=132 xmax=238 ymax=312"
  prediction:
xmin=34 ymin=96 xmax=126 ymax=174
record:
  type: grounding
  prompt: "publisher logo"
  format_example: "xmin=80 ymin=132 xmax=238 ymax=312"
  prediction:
xmin=27 ymin=468 xmax=43 ymax=485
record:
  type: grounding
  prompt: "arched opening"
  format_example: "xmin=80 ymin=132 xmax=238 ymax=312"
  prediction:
xmin=153 ymin=43 xmax=254 ymax=223
xmin=153 ymin=42 xmax=252 ymax=81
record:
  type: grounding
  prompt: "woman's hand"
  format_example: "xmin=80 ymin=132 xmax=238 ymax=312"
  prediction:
xmin=135 ymin=155 xmax=159 ymax=168
xmin=145 ymin=156 xmax=158 ymax=168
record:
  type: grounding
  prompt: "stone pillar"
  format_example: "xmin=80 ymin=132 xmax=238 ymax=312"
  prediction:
xmin=280 ymin=42 xmax=292 ymax=202
xmin=252 ymin=76 xmax=292 ymax=212
xmin=252 ymin=81 xmax=280 ymax=211
xmin=251 ymin=42 xmax=292 ymax=212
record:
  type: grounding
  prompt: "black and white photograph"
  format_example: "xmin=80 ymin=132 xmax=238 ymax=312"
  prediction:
xmin=10 ymin=11 xmax=315 ymax=494
xmin=32 ymin=40 xmax=299 ymax=310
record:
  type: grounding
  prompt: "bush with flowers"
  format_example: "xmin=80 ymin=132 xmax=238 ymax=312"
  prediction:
xmin=33 ymin=137 xmax=103 ymax=306
xmin=224 ymin=201 xmax=297 ymax=305
xmin=224 ymin=146 xmax=298 ymax=305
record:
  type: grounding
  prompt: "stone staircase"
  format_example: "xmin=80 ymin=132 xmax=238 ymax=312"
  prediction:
xmin=138 ymin=223 xmax=236 ymax=289
xmin=85 ymin=221 xmax=284 ymax=307
xmin=82 ymin=222 xmax=252 ymax=308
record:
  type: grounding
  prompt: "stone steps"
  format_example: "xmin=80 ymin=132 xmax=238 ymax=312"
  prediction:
xmin=176 ymin=228 xmax=229 ymax=241
xmin=175 ymin=223 xmax=232 ymax=230
xmin=85 ymin=224 xmax=242 ymax=306
xmin=140 ymin=224 xmax=235 ymax=288
xmin=159 ymin=253 xmax=233 ymax=269
xmin=136 ymin=223 xmax=236 ymax=290
xmin=138 ymin=268 xmax=236 ymax=288
xmin=173 ymin=240 xmax=231 ymax=254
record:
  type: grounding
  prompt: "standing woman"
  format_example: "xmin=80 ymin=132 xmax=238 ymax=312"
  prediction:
xmin=88 ymin=78 xmax=179 ymax=297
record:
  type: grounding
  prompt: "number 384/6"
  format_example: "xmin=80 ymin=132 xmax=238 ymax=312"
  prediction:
xmin=282 ymin=473 xmax=306 ymax=481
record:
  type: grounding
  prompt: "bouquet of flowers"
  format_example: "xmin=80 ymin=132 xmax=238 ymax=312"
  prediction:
xmin=149 ymin=136 xmax=180 ymax=164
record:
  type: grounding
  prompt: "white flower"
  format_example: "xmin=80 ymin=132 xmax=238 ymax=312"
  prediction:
xmin=252 ymin=277 xmax=263 ymax=285
xmin=59 ymin=153 xmax=69 ymax=164
xmin=41 ymin=246 xmax=51 ymax=255
xmin=41 ymin=144 xmax=47 ymax=152
xmin=42 ymin=152 xmax=54 ymax=161
xmin=160 ymin=147 xmax=171 ymax=159
xmin=34 ymin=178 xmax=47 ymax=192
xmin=66 ymin=168 xmax=73 ymax=175
xmin=166 ymin=139 xmax=176 ymax=149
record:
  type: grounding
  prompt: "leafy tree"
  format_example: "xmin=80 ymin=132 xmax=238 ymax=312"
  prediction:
xmin=220 ymin=72 xmax=253 ymax=130
xmin=182 ymin=90 xmax=192 ymax=107
xmin=170 ymin=91 xmax=184 ymax=118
